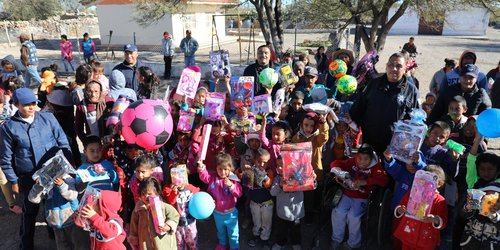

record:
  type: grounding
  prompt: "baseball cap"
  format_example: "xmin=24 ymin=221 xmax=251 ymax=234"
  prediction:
xmin=13 ymin=88 xmax=37 ymax=105
xmin=123 ymin=44 xmax=137 ymax=52
xmin=460 ymin=64 xmax=479 ymax=78
xmin=304 ymin=67 xmax=318 ymax=76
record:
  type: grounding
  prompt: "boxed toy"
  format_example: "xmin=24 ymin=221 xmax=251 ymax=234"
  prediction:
xmin=389 ymin=109 xmax=427 ymax=164
xmin=178 ymin=109 xmax=196 ymax=132
xmin=149 ymin=195 xmax=166 ymax=235
xmin=205 ymin=92 xmax=226 ymax=121
xmin=230 ymin=76 xmax=254 ymax=110
xmin=176 ymin=66 xmax=201 ymax=99
xmin=406 ymin=170 xmax=438 ymax=221
xmin=279 ymin=64 xmax=298 ymax=86
xmin=209 ymin=50 xmax=231 ymax=79
xmin=281 ymin=142 xmax=316 ymax=192
xmin=253 ymin=94 xmax=272 ymax=114
xmin=171 ymin=164 xmax=189 ymax=186
xmin=199 ymin=124 xmax=212 ymax=161
xmin=32 ymin=150 xmax=75 ymax=193
xmin=74 ymin=186 xmax=100 ymax=231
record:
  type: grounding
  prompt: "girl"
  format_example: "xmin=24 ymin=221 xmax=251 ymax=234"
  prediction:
xmin=192 ymin=117 xmax=232 ymax=172
xmin=137 ymin=66 xmax=160 ymax=100
xmin=91 ymin=60 xmax=110 ymax=96
xmin=74 ymin=80 xmax=114 ymax=142
xmin=70 ymin=64 xmax=92 ymax=104
xmin=130 ymin=155 xmax=165 ymax=204
xmin=168 ymin=132 xmax=200 ymax=184
xmin=128 ymin=177 xmax=180 ymax=250
xmin=261 ymin=118 xmax=292 ymax=174
xmin=314 ymin=46 xmax=328 ymax=74
xmin=197 ymin=153 xmax=242 ymax=250
xmin=80 ymin=33 xmax=96 ymax=64
xmin=430 ymin=58 xmax=457 ymax=95
xmin=59 ymin=35 xmax=74 ymax=72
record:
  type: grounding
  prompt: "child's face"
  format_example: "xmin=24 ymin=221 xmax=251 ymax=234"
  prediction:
xmin=448 ymin=101 xmax=467 ymax=120
xmin=140 ymin=189 xmax=158 ymax=206
xmin=425 ymin=96 xmax=435 ymax=105
xmin=93 ymin=70 xmax=103 ymax=79
xmin=2 ymin=64 xmax=14 ymax=73
xmin=15 ymin=102 xmax=36 ymax=118
xmin=302 ymin=118 xmax=316 ymax=135
xmin=255 ymin=155 xmax=270 ymax=170
xmin=125 ymin=147 xmax=141 ymax=160
xmin=291 ymin=98 xmax=303 ymax=111
xmin=178 ymin=135 xmax=190 ymax=148
xmin=195 ymin=91 xmax=206 ymax=105
xmin=211 ymin=124 xmax=222 ymax=135
xmin=135 ymin=165 xmax=153 ymax=182
xmin=356 ymin=153 xmax=372 ymax=169
xmin=84 ymin=143 xmax=102 ymax=164
xmin=236 ymin=107 xmax=248 ymax=117
xmin=248 ymin=138 xmax=261 ymax=150
xmin=463 ymin=119 xmax=477 ymax=138
xmin=305 ymin=75 xmax=317 ymax=88
xmin=272 ymin=127 xmax=286 ymax=145
xmin=426 ymin=127 xmax=449 ymax=147
xmin=339 ymin=54 xmax=350 ymax=64
xmin=86 ymin=84 xmax=101 ymax=103
xmin=336 ymin=121 xmax=348 ymax=133
xmin=216 ymin=164 xmax=232 ymax=179
xmin=478 ymin=162 xmax=499 ymax=182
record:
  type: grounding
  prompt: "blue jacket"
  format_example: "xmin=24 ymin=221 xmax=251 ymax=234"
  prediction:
xmin=0 ymin=111 xmax=70 ymax=184
xmin=180 ymin=38 xmax=199 ymax=56
xmin=440 ymin=67 xmax=487 ymax=93
xmin=162 ymin=37 xmax=175 ymax=57
xmin=112 ymin=60 xmax=143 ymax=92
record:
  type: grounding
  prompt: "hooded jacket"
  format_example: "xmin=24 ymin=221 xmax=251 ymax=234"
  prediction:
xmin=439 ymin=50 xmax=488 ymax=92
xmin=198 ymin=164 xmax=242 ymax=213
xmin=108 ymin=70 xmax=137 ymax=102
xmin=270 ymin=175 xmax=304 ymax=222
xmin=292 ymin=120 xmax=329 ymax=181
xmin=0 ymin=55 xmax=25 ymax=84
xmin=88 ymin=190 xmax=126 ymax=250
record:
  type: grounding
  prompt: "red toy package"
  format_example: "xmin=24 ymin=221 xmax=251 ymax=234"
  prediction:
xmin=281 ymin=142 xmax=316 ymax=192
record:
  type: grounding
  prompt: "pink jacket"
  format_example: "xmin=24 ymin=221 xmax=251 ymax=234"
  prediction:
xmin=60 ymin=41 xmax=73 ymax=59
xmin=129 ymin=167 xmax=164 ymax=203
xmin=260 ymin=133 xmax=281 ymax=174
xmin=198 ymin=164 xmax=242 ymax=213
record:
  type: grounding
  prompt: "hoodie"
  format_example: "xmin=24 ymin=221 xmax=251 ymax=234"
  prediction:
xmin=88 ymin=190 xmax=126 ymax=250
xmin=108 ymin=70 xmax=137 ymax=102
xmin=0 ymin=55 xmax=25 ymax=84
xmin=439 ymin=50 xmax=488 ymax=93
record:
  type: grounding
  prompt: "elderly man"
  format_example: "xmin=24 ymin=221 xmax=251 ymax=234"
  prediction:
xmin=19 ymin=33 xmax=41 ymax=88
xmin=243 ymin=44 xmax=280 ymax=96
xmin=112 ymin=44 xmax=142 ymax=92
xmin=350 ymin=53 xmax=420 ymax=155
xmin=180 ymin=30 xmax=198 ymax=67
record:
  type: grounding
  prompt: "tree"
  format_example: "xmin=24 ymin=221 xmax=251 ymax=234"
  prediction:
xmin=4 ymin=0 xmax=62 ymax=20
xmin=248 ymin=0 xmax=284 ymax=55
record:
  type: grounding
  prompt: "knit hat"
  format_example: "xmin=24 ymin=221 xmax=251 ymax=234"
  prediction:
xmin=479 ymin=181 xmax=500 ymax=193
xmin=246 ymin=133 xmax=261 ymax=143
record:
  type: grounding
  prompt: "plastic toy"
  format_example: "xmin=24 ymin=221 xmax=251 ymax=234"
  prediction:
xmin=406 ymin=170 xmax=438 ymax=221
xmin=40 ymin=70 xmax=57 ymax=94
xmin=467 ymin=189 xmax=485 ymax=210
xmin=74 ymin=186 xmax=100 ymax=231
xmin=480 ymin=193 xmax=499 ymax=217
xmin=209 ymin=50 xmax=231 ymax=79
xmin=336 ymin=75 xmax=358 ymax=95
xmin=204 ymin=92 xmax=225 ymax=121
xmin=279 ymin=64 xmax=298 ymax=86
xmin=328 ymin=59 xmax=348 ymax=79
xmin=446 ymin=139 xmax=465 ymax=155
xmin=259 ymin=68 xmax=279 ymax=88
xmin=199 ymin=124 xmax=212 ymax=161
xmin=32 ymin=150 xmax=75 ymax=193
xmin=281 ymin=142 xmax=316 ymax=192
xmin=188 ymin=191 xmax=215 ymax=219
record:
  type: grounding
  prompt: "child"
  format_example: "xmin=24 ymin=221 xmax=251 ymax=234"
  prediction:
xmin=420 ymin=121 xmax=460 ymax=178
xmin=466 ymin=132 xmax=500 ymax=189
xmin=285 ymin=91 xmax=306 ymax=133
xmin=80 ymin=33 xmax=96 ymax=64
xmin=236 ymin=132 xmax=262 ymax=169
xmin=243 ymin=148 xmax=274 ymax=247
xmin=1 ymin=56 xmax=24 ymax=84
xmin=197 ymin=153 xmax=242 ymax=250
xmin=261 ymin=118 xmax=292 ymax=174
xmin=192 ymin=118 xmax=232 ymax=172
xmin=394 ymin=165 xmax=448 ymax=250
xmin=128 ymin=177 xmax=180 ymax=250
xmin=162 ymin=177 xmax=200 ymax=250
xmin=229 ymin=106 xmax=256 ymax=134
xmin=137 ymin=66 xmax=160 ymax=100
xmin=108 ymin=70 xmax=137 ymax=102
xmin=331 ymin=116 xmax=360 ymax=160
xmin=440 ymin=95 xmax=468 ymax=138
xmin=330 ymin=144 xmax=389 ymax=249
xmin=129 ymin=155 xmax=164 ymax=204
xmin=422 ymin=92 xmax=436 ymax=116
xmin=59 ymin=34 xmax=74 ymax=72
xmin=168 ymin=132 xmax=200 ymax=184
xmin=293 ymin=67 xmax=333 ymax=105
xmin=91 ymin=61 xmax=110 ymax=97
xmin=80 ymin=190 xmax=126 ymax=250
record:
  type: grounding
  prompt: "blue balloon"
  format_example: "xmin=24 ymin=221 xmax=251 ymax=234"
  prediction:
xmin=188 ymin=191 xmax=215 ymax=220
xmin=477 ymin=108 xmax=500 ymax=138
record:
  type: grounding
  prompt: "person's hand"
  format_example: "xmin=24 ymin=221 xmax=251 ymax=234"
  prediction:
xmin=171 ymin=184 xmax=180 ymax=193
xmin=81 ymin=204 xmax=97 ymax=219
xmin=396 ymin=205 xmax=407 ymax=215
xmin=223 ymin=178 xmax=233 ymax=188
xmin=159 ymin=224 xmax=172 ymax=233
xmin=243 ymin=164 xmax=252 ymax=170
xmin=383 ymin=147 xmax=392 ymax=162
xmin=53 ymin=177 xmax=64 ymax=187
xmin=11 ymin=183 xmax=19 ymax=195
xmin=319 ymin=114 xmax=327 ymax=124
xmin=411 ymin=151 xmax=420 ymax=164
xmin=449 ymin=149 xmax=460 ymax=161
xmin=422 ymin=214 xmax=440 ymax=225
xmin=352 ymin=179 xmax=367 ymax=188
xmin=197 ymin=161 xmax=204 ymax=170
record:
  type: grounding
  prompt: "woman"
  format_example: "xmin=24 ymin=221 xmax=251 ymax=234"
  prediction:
xmin=80 ymin=33 xmax=96 ymax=64
xmin=314 ymin=46 xmax=328 ymax=74
xmin=137 ymin=66 xmax=160 ymax=100
xmin=59 ymin=35 xmax=74 ymax=72
xmin=429 ymin=58 xmax=456 ymax=95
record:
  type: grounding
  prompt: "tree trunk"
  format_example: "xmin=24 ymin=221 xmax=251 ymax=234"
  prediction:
xmin=274 ymin=0 xmax=284 ymax=52
xmin=250 ymin=0 xmax=272 ymax=44
xmin=263 ymin=0 xmax=283 ymax=55
xmin=376 ymin=0 xmax=410 ymax=51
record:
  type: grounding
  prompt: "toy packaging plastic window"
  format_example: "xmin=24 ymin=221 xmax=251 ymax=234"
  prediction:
xmin=209 ymin=50 xmax=231 ymax=79
xmin=149 ymin=195 xmax=167 ymax=235
xmin=74 ymin=186 xmax=101 ymax=231
xmin=204 ymin=92 xmax=226 ymax=121
xmin=171 ymin=164 xmax=189 ymax=186
xmin=199 ymin=124 xmax=212 ymax=161
xmin=178 ymin=109 xmax=196 ymax=132
xmin=253 ymin=94 xmax=273 ymax=114
xmin=281 ymin=142 xmax=316 ymax=192
xmin=230 ymin=76 xmax=254 ymax=110
xmin=176 ymin=67 xmax=201 ymax=99
xmin=279 ymin=65 xmax=298 ymax=86
xmin=32 ymin=150 xmax=75 ymax=193
xmin=389 ymin=109 xmax=428 ymax=164
xmin=406 ymin=170 xmax=438 ymax=221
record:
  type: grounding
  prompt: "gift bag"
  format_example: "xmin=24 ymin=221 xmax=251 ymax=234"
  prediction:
xmin=32 ymin=150 xmax=75 ymax=193
xmin=149 ymin=195 xmax=166 ymax=235
xmin=210 ymin=50 xmax=231 ymax=79
xmin=406 ymin=170 xmax=438 ymax=221
xmin=178 ymin=110 xmax=196 ymax=132
xmin=253 ymin=94 xmax=272 ymax=114
xmin=205 ymin=92 xmax=225 ymax=121
xmin=74 ymin=186 xmax=100 ymax=231
xmin=389 ymin=109 xmax=427 ymax=164
xmin=230 ymin=76 xmax=254 ymax=110
xmin=171 ymin=164 xmax=189 ymax=186
xmin=281 ymin=142 xmax=316 ymax=192
xmin=279 ymin=64 xmax=298 ymax=86
xmin=176 ymin=66 xmax=201 ymax=99
xmin=199 ymin=124 xmax=212 ymax=161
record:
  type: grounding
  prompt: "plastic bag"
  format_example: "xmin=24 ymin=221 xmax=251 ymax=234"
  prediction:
xmin=32 ymin=150 xmax=75 ymax=193
xmin=281 ymin=142 xmax=316 ymax=192
xmin=389 ymin=109 xmax=428 ymax=164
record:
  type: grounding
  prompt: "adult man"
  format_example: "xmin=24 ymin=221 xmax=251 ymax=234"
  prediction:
xmin=428 ymin=64 xmax=491 ymax=124
xmin=162 ymin=32 xmax=175 ymax=79
xmin=350 ymin=53 xmax=420 ymax=155
xmin=439 ymin=50 xmax=488 ymax=93
xmin=401 ymin=37 xmax=417 ymax=56
xmin=243 ymin=44 xmax=279 ymax=96
xmin=179 ymin=30 xmax=198 ymax=67
xmin=19 ymin=34 xmax=41 ymax=88
xmin=112 ymin=44 xmax=142 ymax=92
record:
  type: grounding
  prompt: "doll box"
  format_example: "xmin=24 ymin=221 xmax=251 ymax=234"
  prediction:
xmin=204 ymin=92 xmax=226 ymax=121
xmin=281 ymin=142 xmax=316 ymax=192
xmin=178 ymin=110 xmax=196 ymax=132
xmin=171 ymin=164 xmax=189 ymax=186
xmin=389 ymin=120 xmax=427 ymax=164
xmin=74 ymin=186 xmax=100 ymax=231
xmin=209 ymin=50 xmax=231 ymax=79
xmin=149 ymin=196 xmax=166 ymax=235
xmin=406 ymin=170 xmax=438 ymax=221
xmin=176 ymin=67 xmax=201 ymax=99
xmin=33 ymin=150 xmax=75 ymax=192
xmin=253 ymin=94 xmax=273 ymax=114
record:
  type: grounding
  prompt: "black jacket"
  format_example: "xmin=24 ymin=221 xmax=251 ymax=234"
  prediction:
xmin=243 ymin=61 xmax=280 ymax=96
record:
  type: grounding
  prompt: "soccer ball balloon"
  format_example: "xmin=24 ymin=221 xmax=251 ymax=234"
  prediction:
xmin=259 ymin=68 xmax=279 ymax=88
xmin=336 ymin=75 xmax=358 ymax=95
xmin=329 ymin=59 xmax=348 ymax=79
xmin=120 ymin=99 xmax=173 ymax=151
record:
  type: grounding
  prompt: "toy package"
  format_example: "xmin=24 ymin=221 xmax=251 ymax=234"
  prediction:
xmin=467 ymin=189 xmax=486 ymax=210
xmin=230 ymin=76 xmax=254 ymax=110
xmin=199 ymin=124 xmax=212 ymax=161
xmin=253 ymin=94 xmax=272 ymax=114
xmin=209 ymin=50 xmax=231 ymax=79
xmin=76 ymin=163 xmax=110 ymax=183
xmin=205 ymin=92 xmax=225 ymax=121
xmin=149 ymin=195 xmax=166 ymax=235
xmin=32 ymin=150 xmax=75 ymax=193
xmin=178 ymin=109 xmax=196 ymax=132
xmin=479 ymin=193 xmax=499 ymax=217
xmin=273 ymin=88 xmax=286 ymax=113
xmin=446 ymin=139 xmax=466 ymax=155
xmin=106 ymin=96 xmax=130 ymax=128
xmin=241 ymin=167 xmax=269 ymax=190
xmin=171 ymin=164 xmax=189 ymax=186
xmin=279 ymin=64 xmax=298 ymax=86
xmin=229 ymin=115 xmax=255 ymax=134
xmin=389 ymin=109 xmax=428 ymax=164
xmin=281 ymin=142 xmax=316 ymax=192
xmin=74 ymin=186 xmax=100 ymax=231
xmin=176 ymin=66 xmax=202 ymax=99
xmin=406 ymin=170 xmax=438 ymax=221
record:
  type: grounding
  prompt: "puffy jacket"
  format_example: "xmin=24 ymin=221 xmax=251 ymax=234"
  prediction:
xmin=0 ymin=111 xmax=70 ymax=184
xmin=89 ymin=190 xmax=126 ymax=250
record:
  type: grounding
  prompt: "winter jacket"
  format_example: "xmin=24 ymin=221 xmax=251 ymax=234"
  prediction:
xmin=270 ymin=175 xmax=304 ymax=222
xmin=198 ymin=164 xmax=242 ymax=213
xmin=112 ymin=60 xmax=143 ymax=92
xmin=429 ymin=68 xmax=447 ymax=94
xmin=162 ymin=184 xmax=200 ymax=225
xmin=0 ymin=54 xmax=25 ymax=84
xmin=108 ymin=70 xmax=137 ymax=102
xmin=350 ymin=74 xmax=420 ymax=155
xmin=75 ymin=160 xmax=119 ymax=192
xmin=439 ymin=51 xmax=488 ymax=93
xmin=330 ymin=155 xmax=389 ymax=199
xmin=28 ymin=174 xmax=79 ymax=229
xmin=128 ymin=199 xmax=180 ymax=250
xmin=428 ymin=84 xmax=491 ymax=124
xmin=162 ymin=37 xmax=175 ymax=57
xmin=60 ymin=41 xmax=73 ymax=59
xmin=420 ymin=142 xmax=459 ymax=178
xmin=179 ymin=38 xmax=199 ymax=57
xmin=88 ymin=190 xmax=126 ymax=250
xmin=291 ymin=122 xmax=329 ymax=181
xmin=80 ymin=38 xmax=96 ymax=57
xmin=0 ymin=111 xmax=70 ymax=184
xmin=75 ymin=96 xmax=114 ymax=142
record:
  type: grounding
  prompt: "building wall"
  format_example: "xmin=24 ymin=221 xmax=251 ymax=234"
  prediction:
xmin=388 ymin=9 xmax=419 ymax=35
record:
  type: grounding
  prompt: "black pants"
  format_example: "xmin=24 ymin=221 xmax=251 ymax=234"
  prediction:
xmin=19 ymin=176 xmax=39 ymax=250
xmin=275 ymin=217 xmax=301 ymax=246
xmin=164 ymin=55 xmax=173 ymax=79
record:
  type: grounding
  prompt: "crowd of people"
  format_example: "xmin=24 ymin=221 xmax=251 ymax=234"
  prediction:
xmin=0 ymin=32 xmax=499 ymax=250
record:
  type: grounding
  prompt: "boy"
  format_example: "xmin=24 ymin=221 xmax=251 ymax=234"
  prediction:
xmin=1 ymin=56 xmax=25 ymax=84
xmin=422 ymin=92 xmax=436 ymax=116
xmin=440 ymin=95 xmax=468 ymax=138
xmin=285 ymin=91 xmax=306 ymax=134
xmin=293 ymin=67 xmax=333 ymax=105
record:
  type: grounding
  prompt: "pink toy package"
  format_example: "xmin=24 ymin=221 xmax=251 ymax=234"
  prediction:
xmin=106 ymin=96 xmax=130 ymax=128
xmin=178 ymin=109 xmax=196 ymax=132
xmin=389 ymin=109 xmax=427 ymax=164
xmin=74 ymin=186 xmax=100 ymax=231
xmin=171 ymin=164 xmax=189 ymax=186
xmin=176 ymin=66 xmax=201 ymax=99
xmin=204 ymin=92 xmax=226 ymax=121
xmin=199 ymin=124 xmax=212 ymax=161
xmin=253 ymin=94 xmax=272 ymax=114
xmin=281 ymin=142 xmax=316 ymax=192
xmin=149 ymin=195 xmax=166 ymax=235
xmin=406 ymin=170 xmax=438 ymax=221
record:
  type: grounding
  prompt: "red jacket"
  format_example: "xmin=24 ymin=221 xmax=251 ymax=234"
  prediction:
xmin=330 ymin=156 xmax=389 ymax=199
xmin=192 ymin=124 xmax=233 ymax=172
xmin=88 ymin=190 xmax=126 ymax=250
xmin=394 ymin=192 xmax=448 ymax=249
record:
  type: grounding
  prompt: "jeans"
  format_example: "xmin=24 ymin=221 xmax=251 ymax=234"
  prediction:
xmin=61 ymin=57 xmax=74 ymax=72
xmin=275 ymin=216 xmax=301 ymax=246
xmin=213 ymin=208 xmax=239 ymax=249
xmin=250 ymin=200 xmax=273 ymax=240
xmin=164 ymin=55 xmax=173 ymax=79
xmin=83 ymin=54 xmax=94 ymax=64
xmin=23 ymin=65 xmax=41 ymax=88
xmin=53 ymin=225 xmax=89 ymax=250
xmin=331 ymin=195 xmax=368 ymax=248
xmin=184 ymin=55 xmax=196 ymax=67
xmin=19 ymin=176 xmax=40 ymax=250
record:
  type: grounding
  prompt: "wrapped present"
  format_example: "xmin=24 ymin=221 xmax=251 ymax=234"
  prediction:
xmin=149 ymin=195 xmax=166 ymax=235
xmin=281 ymin=142 xmax=316 ymax=192
xmin=230 ymin=76 xmax=254 ymax=110
xmin=467 ymin=189 xmax=486 ymax=210
xmin=176 ymin=66 xmax=201 ymax=99
xmin=480 ymin=193 xmax=499 ymax=217
xmin=106 ymin=96 xmax=130 ymax=128
xmin=406 ymin=170 xmax=438 ymax=221
xmin=74 ymin=186 xmax=100 ymax=231
xmin=178 ymin=110 xmax=196 ymax=132
xmin=32 ymin=150 xmax=75 ymax=193
xmin=171 ymin=164 xmax=189 ymax=186
xmin=199 ymin=124 xmax=212 ymax=161
xmin=210 ymin=50 xmax=231 ymax=79
xmin=279 ymin=64 xmax=298 ymax=86
xmin=253 ymin=94 xmax=272 ymax=114
xmin=389 ymin=109 xmax=427 ymax=164
xmin=205 ymin=92 xmax=225 ymax=121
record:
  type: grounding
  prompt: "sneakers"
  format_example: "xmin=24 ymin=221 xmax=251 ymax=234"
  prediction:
xmin=330 ymin=240 xmax=341 ymax=250
xmin=248 ymin=236 xmax=259 ymax=247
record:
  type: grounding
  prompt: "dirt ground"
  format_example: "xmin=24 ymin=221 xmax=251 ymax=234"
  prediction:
xmin=0 ymin=28 xmax=499 ymax=250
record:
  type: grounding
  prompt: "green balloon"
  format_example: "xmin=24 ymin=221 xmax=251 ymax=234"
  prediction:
xmin=259 ymin=68 xmax=279 ymax=88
